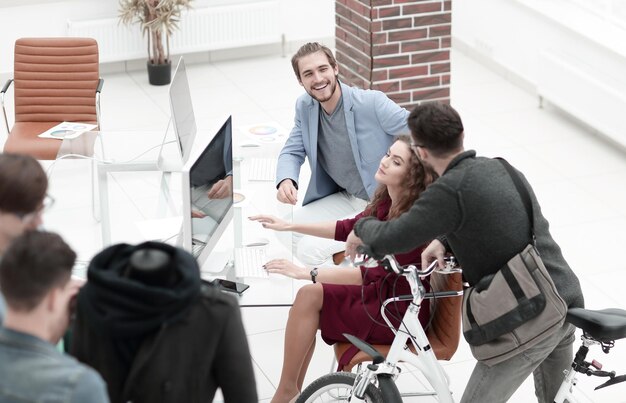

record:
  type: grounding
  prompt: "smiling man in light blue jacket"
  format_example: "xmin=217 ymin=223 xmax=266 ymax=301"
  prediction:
xmin=274 ymin=42 xmax=409 ymax=267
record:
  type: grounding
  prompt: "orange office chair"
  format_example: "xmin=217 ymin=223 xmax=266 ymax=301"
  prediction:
xmin=333 ymin=270 xmax=463 ymax=372
xmin=1 ymin=37 xmax=103 ymax=160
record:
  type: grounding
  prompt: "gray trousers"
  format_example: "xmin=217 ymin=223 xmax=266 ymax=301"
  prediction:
xmin=461 ymin=323 xmax=576 ymax=403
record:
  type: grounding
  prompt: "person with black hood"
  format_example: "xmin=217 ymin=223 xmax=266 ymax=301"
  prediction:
xmin=70 ymin=241 xmax=257 ymax=403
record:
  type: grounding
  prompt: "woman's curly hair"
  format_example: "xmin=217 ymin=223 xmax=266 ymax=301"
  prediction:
xmin=367 ymin=135 xmax=437 ymax=220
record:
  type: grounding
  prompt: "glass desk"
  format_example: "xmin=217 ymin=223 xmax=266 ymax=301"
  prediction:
xmin=56 ymin=130 xmax=174 ymax=246
xmin=53 ymin=129 xmax=300 ymax=306
xmin=190 ymin=134 xmax=298 ymax=307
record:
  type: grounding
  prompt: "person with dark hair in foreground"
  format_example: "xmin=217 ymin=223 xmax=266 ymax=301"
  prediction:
xmin=71 ymin=242 xmax=257 ymax=403
xmin=0 ymin=231 xmax=109 ymax=403
xmin=0 ymin=153 xmax=50 ymax=324
xmin=346 ymin=102 xmax=584 ymax=403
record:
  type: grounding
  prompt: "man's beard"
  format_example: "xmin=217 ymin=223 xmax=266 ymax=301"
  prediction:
xmin=308 ymin=76 xmax=338 ymax=103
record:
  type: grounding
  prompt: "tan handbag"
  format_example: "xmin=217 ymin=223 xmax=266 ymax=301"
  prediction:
xmin=461 ymin=159 xmax=568 ymax=366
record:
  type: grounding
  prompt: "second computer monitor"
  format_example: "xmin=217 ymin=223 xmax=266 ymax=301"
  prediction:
xmin=159 ymin=57 xmax=197 ymax=171
xmin=181 ymin=116 xmax=233 ymax=268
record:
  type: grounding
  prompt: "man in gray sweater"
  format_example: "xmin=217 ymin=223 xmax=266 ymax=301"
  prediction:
xmin=0 ymin=231 xmax=109 ymax=403
xmin=346 ymin=102 xmax=584 ymax=403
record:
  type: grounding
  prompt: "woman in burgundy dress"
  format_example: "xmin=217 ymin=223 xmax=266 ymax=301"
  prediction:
xmin=250 ymin=136 xmax=436 ymax=403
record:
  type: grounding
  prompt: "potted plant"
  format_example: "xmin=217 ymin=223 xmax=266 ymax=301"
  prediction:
xmin=119 ymin=0 xmax=193 ymax=85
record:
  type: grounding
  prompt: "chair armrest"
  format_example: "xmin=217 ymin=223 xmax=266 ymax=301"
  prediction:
xmin=1 ymin=79 xmax=14 ymax=134
xmin=1 ymin=79 xmax=13 ymax=95
xmin=95 ymin=78 xmax=104 ymax=130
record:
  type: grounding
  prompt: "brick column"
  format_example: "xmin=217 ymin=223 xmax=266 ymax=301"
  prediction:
xmin=335 ymin=0 xmax=451 ymax=108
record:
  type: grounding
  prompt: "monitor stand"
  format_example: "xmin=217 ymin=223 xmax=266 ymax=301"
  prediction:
xmin=156 ymin=117 xmax=184 ymax=172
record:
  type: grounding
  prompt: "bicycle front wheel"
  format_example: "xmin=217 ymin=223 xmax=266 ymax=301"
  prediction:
xmin=297 ymin=372 xmax=384 ymax=403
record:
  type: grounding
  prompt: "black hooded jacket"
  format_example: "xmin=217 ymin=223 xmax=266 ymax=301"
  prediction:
xmin=70 ymin=242 xmax=257 ymax=403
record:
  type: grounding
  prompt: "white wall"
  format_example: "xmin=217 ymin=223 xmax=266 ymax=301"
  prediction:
xmin=0 ymin=0 xmax=335 ymax=74
xmin=279 ymin=0 xmax=334 ymax=44
xmin=453 ymin=0 xmax=626 ymax=88
xmin=452 ymin=0 xmax=626 ymax=147
xmin=0 ymin=1 xmax=116 ymax=73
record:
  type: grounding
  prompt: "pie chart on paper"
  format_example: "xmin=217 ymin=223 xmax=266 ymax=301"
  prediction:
xmin=240 ymin=122 xmax=287 ymax=144
xmin=50 ymin=129 xmax=77 ymax=138
xmin=248 ymin=125 xmax=278 ymax=136
xmin=233 ymin=192 xmax=246 ymax=204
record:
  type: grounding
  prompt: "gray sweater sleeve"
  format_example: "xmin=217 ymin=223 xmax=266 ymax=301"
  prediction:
xmin=0 ymin=294 xmax=5 ymax=326
xmin=354 ymin=180 xmax=462 ymax=258
xmin=71 ymin=369 xmax=109 ymax=403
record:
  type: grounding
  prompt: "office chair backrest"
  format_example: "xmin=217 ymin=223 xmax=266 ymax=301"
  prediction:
xmin=14 ymin=37 xmax=99 ymax=123
xmin=425 ymin=270 xmax=463 ymax=360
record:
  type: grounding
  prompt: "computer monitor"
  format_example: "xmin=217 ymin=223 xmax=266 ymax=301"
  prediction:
xmin=158 ymin=56 xmax=197 ymax=171
xmin=181 ymin=116 xmax=233 ymax=269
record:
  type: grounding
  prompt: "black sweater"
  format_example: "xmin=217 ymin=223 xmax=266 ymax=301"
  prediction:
xmin=355 ymin=151 xmax=584 ymax=309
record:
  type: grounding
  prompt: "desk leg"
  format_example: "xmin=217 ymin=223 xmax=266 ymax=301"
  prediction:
xmin=234 ymin=206 xmax=243 ymax=249
xmin=156 ymin=171 xmax=178 ymax=216
xmin=233 ymin=158 xmax=243 ymax=249
xmin=98 ymin=165 xmax=112 ymax=247
xmin=91 ymin=158 xmax=101 ymax=222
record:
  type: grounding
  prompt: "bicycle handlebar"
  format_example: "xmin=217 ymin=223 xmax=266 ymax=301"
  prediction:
xmin=353 ymin=248 xmax=460 ymax=277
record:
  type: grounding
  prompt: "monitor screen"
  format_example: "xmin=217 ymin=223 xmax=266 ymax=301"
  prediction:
xmin=169 ymin=57 xmax=197 ymax=163
xmin=181 ymin=116 xmax=233 ymax=267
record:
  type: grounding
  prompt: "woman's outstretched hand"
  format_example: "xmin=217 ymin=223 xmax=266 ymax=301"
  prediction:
xmin=249 ymin=215 xmax=290 ymax=231
xmin=264 ymin=259 xmax=307 ymax=280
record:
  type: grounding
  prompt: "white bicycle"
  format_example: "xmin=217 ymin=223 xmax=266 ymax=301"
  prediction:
xmin=297 ymin=252 xmax=626 ymax=403
xmin=296 ymin=254 xmax=463 ymax=403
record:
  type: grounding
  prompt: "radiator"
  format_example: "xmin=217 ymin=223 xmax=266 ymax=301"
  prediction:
xmin=67 ymin=1 xmax=281 ymax=63
xmin=537 ymin=50 xmax=626 ymax=147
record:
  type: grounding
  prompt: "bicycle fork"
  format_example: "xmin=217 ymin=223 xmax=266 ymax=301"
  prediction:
xmin=349 ymin=362 xmax=400 ymax=402
xmin=351 ymin=363 xmax=377 ymax=402
xmin=342 ymin=334 xmax=402 ymax=402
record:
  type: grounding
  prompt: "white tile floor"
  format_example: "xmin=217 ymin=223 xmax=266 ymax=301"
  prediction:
xmin=6 ymin=48 xmax=626 ymax=402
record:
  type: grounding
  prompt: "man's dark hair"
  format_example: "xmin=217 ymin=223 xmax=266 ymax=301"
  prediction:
xmin=0 ymin=231 xmax=76 ymax=311
xmin=407 ymin=102 xmax=464 ymax=157
xmin=0 ymin=153 xmax=47 ymax=215
xmin=291 ymin=42 xmax=338 ymax=81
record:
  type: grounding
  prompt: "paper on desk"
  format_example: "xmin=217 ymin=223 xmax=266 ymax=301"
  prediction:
xmin=38 ymin=122 xmax=97 ymax=140
xmin=232 ymin=189 xmax=251 ymax=208
xmin=237 ymin=121 xmax=288 ymax=144
xmin=134 ymin=216 xmax=183 ymax=243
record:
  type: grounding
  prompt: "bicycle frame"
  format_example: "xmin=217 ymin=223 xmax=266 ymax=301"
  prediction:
xmin=387 ymin=298 xmax=454 ymax=402
xmin=350 ymin=261 xmax=459 ymax=403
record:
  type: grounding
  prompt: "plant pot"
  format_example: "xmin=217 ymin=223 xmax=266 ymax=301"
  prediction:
xmin=147 ymin=60 xmax=172 ymax=86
